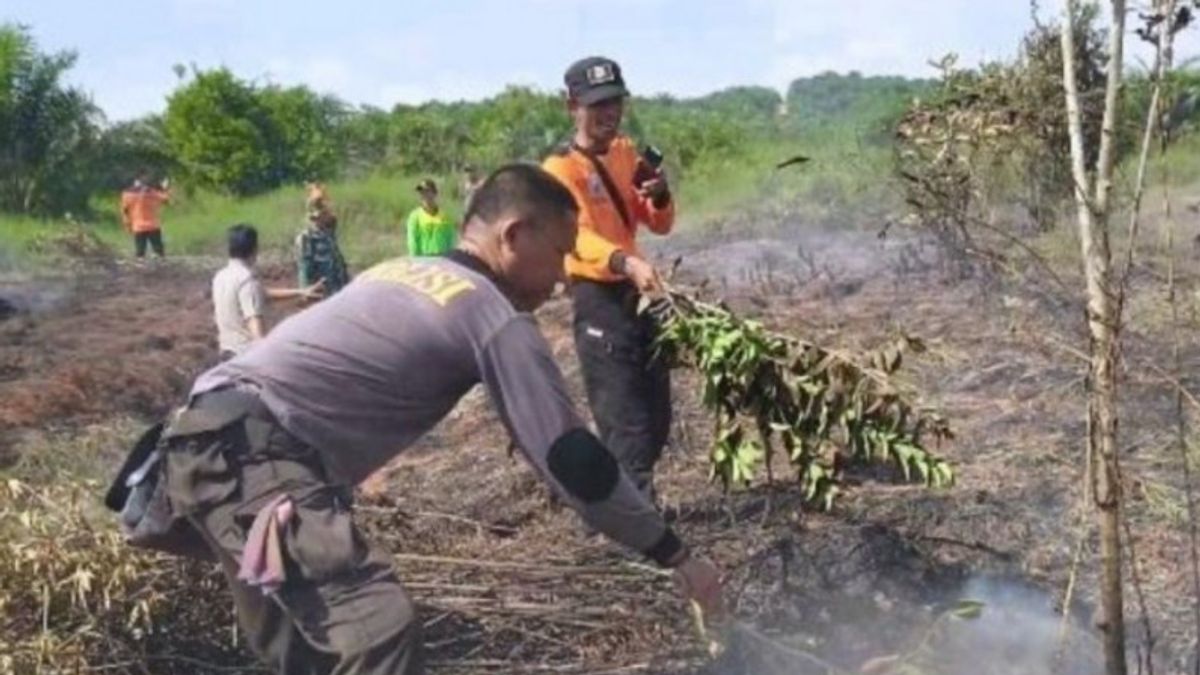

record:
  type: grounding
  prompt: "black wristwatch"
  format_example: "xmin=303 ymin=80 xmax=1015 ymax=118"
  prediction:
xmin=609 ymin=251 xmax=629 ymax=276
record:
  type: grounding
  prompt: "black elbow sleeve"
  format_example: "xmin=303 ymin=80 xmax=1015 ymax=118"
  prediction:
xmin=546 ymin=428 xmax=620 ymax=503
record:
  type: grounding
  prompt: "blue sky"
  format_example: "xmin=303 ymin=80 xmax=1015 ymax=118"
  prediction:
xmin=5 ymin=1 xmax=1196 ymax=122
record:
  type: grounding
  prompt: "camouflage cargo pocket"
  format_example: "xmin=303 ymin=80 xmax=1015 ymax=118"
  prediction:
xmin=278 ymin=484 xmax=365 ymax=582
xmin=105 ymin=420 xmax=215 ymax=561
xmin=163 ymin=427 xmax=241 ymax=515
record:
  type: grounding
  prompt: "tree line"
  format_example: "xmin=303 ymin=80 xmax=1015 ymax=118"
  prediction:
xmin=0 ymin=22 xmax=929 ymax=217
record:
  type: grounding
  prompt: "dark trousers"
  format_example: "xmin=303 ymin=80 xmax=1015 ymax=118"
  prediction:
xmin=134 ymin=229 xmax=164 ymax=257
xmin=163 ymin=390 xmax=423 ymax=674
xmin=571 ymin=279 xmax=671 ymax=495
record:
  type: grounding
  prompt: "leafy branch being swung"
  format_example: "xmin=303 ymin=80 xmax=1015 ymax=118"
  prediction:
xmin=649 ymin=289 xmax=954 ymax=509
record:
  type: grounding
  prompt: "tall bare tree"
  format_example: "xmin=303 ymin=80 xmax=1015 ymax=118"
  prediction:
xmin=1127 ymin=2 xmax=1200 ymax=670
xmin=1061 ymin=0 xmax=1127 ymax=673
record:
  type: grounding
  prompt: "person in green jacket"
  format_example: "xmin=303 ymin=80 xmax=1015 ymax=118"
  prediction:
xmin=406 ymin=178 xmax=456 ymax=256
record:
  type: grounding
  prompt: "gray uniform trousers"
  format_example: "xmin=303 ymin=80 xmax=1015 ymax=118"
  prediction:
xmin=162 ymin=387 xmax=423 ymax=674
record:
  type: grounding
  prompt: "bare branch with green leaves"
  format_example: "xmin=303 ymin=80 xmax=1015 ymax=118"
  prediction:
xmin=652 ymin=291 xmax=953 ymax=509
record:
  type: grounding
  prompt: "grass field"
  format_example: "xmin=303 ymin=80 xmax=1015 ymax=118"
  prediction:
xmin=0 ymin=128 xmax=901 ymax=273
xmin=6 ymin=118 xmax=1192 ymax=275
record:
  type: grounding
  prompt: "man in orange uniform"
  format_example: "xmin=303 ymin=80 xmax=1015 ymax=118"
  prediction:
xmin=543 ymin=57 xmax=675 ymax=504
xmin=120 ymin=171 xmax=171 ymax=259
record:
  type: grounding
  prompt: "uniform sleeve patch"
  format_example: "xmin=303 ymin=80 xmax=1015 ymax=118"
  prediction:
xmin=546 ymin=428 xmax=620 ymax=503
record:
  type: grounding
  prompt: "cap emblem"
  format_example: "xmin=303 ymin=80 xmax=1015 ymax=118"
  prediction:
xmin=586 ymin=63 xmax=616 ymax=85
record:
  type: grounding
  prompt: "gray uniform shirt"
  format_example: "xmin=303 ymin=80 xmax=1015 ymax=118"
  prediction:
xmin=193 ymin=254 xmax=674 ymax=559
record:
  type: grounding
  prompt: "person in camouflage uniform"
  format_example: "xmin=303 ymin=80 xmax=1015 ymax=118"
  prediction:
xmin=296 ymin=197 xmax=349 ymax=296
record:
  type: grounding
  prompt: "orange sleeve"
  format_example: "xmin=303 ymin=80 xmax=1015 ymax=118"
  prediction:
xmin=633 ymin=192 xmax=674 ymax=235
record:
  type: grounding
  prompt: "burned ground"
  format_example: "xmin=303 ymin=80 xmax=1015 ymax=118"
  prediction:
xmin=2 ymin=224 xmax=1198 ymax=674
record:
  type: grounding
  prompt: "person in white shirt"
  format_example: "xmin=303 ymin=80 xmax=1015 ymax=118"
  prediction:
xmin=212 ymin=224 xmax=324 ymax=360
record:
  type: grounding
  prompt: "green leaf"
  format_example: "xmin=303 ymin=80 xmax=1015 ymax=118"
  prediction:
xmin=914 ymin=455 xmax=931 ymax=484
xmin=935 ymin=462 xmax=955 ymax=487
xmin=657 ymin=295 xmax=953 ymax=505
xmin=950 ymin=599 xmax=985 ymax=620
xmin=822 ymin=484 xmax=839 ymax=511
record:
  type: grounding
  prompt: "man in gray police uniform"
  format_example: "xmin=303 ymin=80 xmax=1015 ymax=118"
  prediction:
xmin=143 ymin=164 xmax=722 ymax=674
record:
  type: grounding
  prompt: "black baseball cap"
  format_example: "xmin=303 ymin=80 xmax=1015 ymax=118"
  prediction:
xmin=564 ymin=56 xmax=629 ymax=105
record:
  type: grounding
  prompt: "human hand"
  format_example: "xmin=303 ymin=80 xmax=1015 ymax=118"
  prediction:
xmin=673 ymin=553 xmax=724 ymax=621
xmin=638 ymin=174 xmax=669 ymax=200
xmin=303 ymin=278 xmax=326 ymax=301
xmin=624 ymin=256 xmax=662 ymax=294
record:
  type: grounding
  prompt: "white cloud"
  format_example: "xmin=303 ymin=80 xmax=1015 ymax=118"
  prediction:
xmin=759 ymin=0 xmax=1025 ymax=90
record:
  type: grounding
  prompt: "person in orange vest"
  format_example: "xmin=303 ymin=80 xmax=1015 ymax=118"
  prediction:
xmin=542 ymin=57 xmax=675 ymax=505
xmin=120 ymin=171 xmax=171 ymax=259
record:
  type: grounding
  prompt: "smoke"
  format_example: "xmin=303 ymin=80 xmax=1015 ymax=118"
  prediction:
xmin=673 ymin=231 xmax=882 ymax=285
xmin=663 ymin=212 xmax=1106 ymax=675
xmin=663 ymin=224 xmax=946 ymax=302
xmin=715 ymin=575 xmax=1101 ymax=675
xmin=0 ymin=280 xmax=71 ymax=318
xmin=922 ymin=576 xmax=1101 ymax=675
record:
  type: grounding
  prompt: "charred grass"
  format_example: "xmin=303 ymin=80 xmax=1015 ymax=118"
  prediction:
xmin=2 ymin=226 xmax=1200 ymax=673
